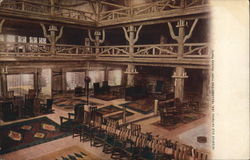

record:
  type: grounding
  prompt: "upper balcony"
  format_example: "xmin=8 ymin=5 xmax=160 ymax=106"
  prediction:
xmin=0 ymin=0 xmax=210 ymax=28
xmin=0 ymin=42 xmax=211 ymax=67
xmin=98 ymin=0 xmax=210 ymax=27
xmin=0 ymin=0 xmax=96 ymax=28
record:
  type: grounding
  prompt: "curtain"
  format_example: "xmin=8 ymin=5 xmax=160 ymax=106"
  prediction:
xmin=7 ymin=74 xmax=34 ymax=96
xmin=108 ymin=70 xmax=122 ymax=86
xmin=88 ymin=70 xmax=105 ymax=88
xmin=40 ymin=68 xmax=51 ymax=98
xmin=66 ymin=72 xmax=85 ymax=90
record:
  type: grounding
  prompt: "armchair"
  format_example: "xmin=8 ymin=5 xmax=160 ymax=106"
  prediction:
xmin=41 ymin=99 xmax=54 ymax=113
xmin=60 ymin=104 xmax=84 ymax=132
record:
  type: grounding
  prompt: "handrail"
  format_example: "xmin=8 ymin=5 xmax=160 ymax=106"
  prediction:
xmin=0 ymin=0 xmax=96 ymax=22
xmin=0 ymin=0 xmax=208 ymax=25
xmin=99 ymin=0 xmax=208 ymax=22
xmin=0 ymin=42 xmax=210 ymax=59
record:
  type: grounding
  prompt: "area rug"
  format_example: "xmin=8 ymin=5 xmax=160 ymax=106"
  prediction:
xmin=151 ymin=113 xmax=205 ymax=131
xmin=32 ymin=145 xmax=99 ymax=160
xmin=97 ymin=105 xmax=122 ymax=115
xmin=93 ymin=94 xmax=120 ymax=101
xmin=54 ymin=98 xmax=101 ymax=110
xmin=0 ymin=117 xmax=71 ymax=154
xmin=108 ymin=111 xmax=134 ymax=121
xmin=120 ymin=98 xmax=154 ymax=114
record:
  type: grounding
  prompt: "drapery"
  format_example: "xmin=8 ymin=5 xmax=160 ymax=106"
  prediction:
xmin=7 ymin=74 xmax=34 ymax=96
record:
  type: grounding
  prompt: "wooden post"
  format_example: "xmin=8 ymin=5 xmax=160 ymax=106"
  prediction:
xmin=125 ymin=64 xmax=137 ymax=87
xmin=122 ymin=25 xmax=142 ymax=58
xmin=88 ymin=29 xmax=105 ymax=54
xmin=172 ymin=66 xmax=188 ymax=102
xmin=202 ymin=70 xmax=210 ymax=105
xmin=154 ymin=99 xmax=158 ymax=115
xmin=168 ymin=19 xmax=198 ymax=59
xmin=50 ymin=0 xmax=55 ymax=16
xmin=122 ymin=105 xmax=126 ymax=124
xmin=62 ymin=69 xmax=66 ymax=94
xmin=0 ymin=68 xmax=7 ymax=97
xmin=40 ymin=24 xmax=64 ymax=55
xmin=0 ymin=19 xmax=5 ymax=33
xmin=104 ymin=66 xmax=109 ymax=82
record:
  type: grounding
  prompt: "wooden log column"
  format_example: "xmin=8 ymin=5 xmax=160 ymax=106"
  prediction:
xmin=168 ymin=19 xmax=198 ymax=59
xmin=0 ymin=67 xmax=8 ymax=97
xmin=122 ymin=25 xmax=142 ymax=59
xmin=125 ymin=64 xmax=137 ymax=87
xmin=51 ymin=68 xmax=63 ymax=98
xmin=0 ymin=19 xmax=5 ymax=33
xmin=172 ymin=66 xmax=188 ymax=102
xmin=88 ymin=30 xmax=105 ymax=54
xmin=40 ymin=24 xmax=64 ymax=55
xmin=104 ymin=66 xmax=109 ymax=82
xmin=202 ymin=70 xmax=211 ymax=105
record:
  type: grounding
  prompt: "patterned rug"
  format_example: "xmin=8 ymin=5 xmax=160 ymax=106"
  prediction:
xmin=120 ymin=98 xmax=154 ymax=114
xmin=0 ymin=117 xmax=71 ymax=154
xmin=151 ymin=112 xmax=205 ymax=131
xmin=54 ymin=98 xmax=101 ymax=110
xmin=32 ymin=145 xmax=98 ymax=160
xmin=97 ymin=105 xmax=122 ymax=115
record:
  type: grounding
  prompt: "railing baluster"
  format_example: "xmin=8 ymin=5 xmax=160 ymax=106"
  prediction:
xmin=22 ymin=2 xmax=25 ymax=11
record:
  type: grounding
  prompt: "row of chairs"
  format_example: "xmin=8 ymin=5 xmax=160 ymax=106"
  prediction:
xmin=64 ymin=107 xmax=209 ymax=160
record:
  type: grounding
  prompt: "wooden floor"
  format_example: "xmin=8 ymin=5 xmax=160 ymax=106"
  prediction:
xmin=0 ymin=95 xmax=211 ymax=160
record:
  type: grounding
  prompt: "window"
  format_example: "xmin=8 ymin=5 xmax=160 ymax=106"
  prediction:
xmin=29 ymin=37 xmax=38 ymax=43
xmin=88 ymin=70 xmax=105 ymax=88
xmin=39 ymin=37 xmax=46 ymax=44
xmin=66 ymin=72 xmax=85 ymax=90
xmin=7 ymin=74 xmax=34 ymax=96
xmin=6 ymin=35 xmax=15 ymax=42
xmin=40 ymin=68 xmax=51 ymax=98
xmin=108 ymin=70 xmax=122 ymax=86
xmin=18 ymin=36 xmax=27 ymax=43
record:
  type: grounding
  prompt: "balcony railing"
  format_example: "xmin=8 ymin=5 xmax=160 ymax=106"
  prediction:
xmin=0 ymin=0 xmax=95 ymax=23
xmin=0 ymin=42 xmax=51 ymax=56
xmin=99 ymin=0 xmax=208 ymax=22
xmin=0 ymin=0 xmax=208 ymax=26
xmin=0 ymin=42 xmax=211 ymax=60
xmin=183 ymin=43 xmax=210 ymax=58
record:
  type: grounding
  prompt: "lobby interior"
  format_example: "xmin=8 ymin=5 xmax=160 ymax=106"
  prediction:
xmin=0 ymin=0 xmax=211 ymax=159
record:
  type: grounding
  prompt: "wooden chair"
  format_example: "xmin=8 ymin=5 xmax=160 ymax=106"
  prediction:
xmin=2 ymin=101 xmax=16 ymax=121
xmin=130 ymin=123 xmax=141 ymax=136
xmin=41 ymin=99 xmax=54 ymax=113
xmin=102 ymin=119 xmax=119 ymax=154
xmin=111 ymin=127 xmax=131 ymax=159
xmin=6 ymin=91 xmax=14 ymax=99
xmin=28 ymin=89 xmax=36 ymax=99
xmin=60 ymin=104 xmax=84 ymax=132
xmin=89 ymin=111 xmax=104 ymax=147
xmin=75 ymin=86 xmax=84 ymax=97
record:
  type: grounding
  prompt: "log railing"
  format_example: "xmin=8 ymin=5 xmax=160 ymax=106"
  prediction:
xmin=0 ymin=0 xmax=95 ymax=23
xmin=98 ymin=45 xmax=130 ymax=56
xmin=0 ymin=0 xmax=208 ymax=25
xmin=99 ymin=0 xmax=208 ymax=22
xmin=55 ymin=44 xmax=95 ymax=56
xmin=133 ymin=44 xmax=178 ymax=58
xmin=0 ymin=42 xmax=51 ymax=56
xmin=183 ymin=43 xmax=210 ymax=58
xmin=0 ymin=42 xmax=211 ymax=59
